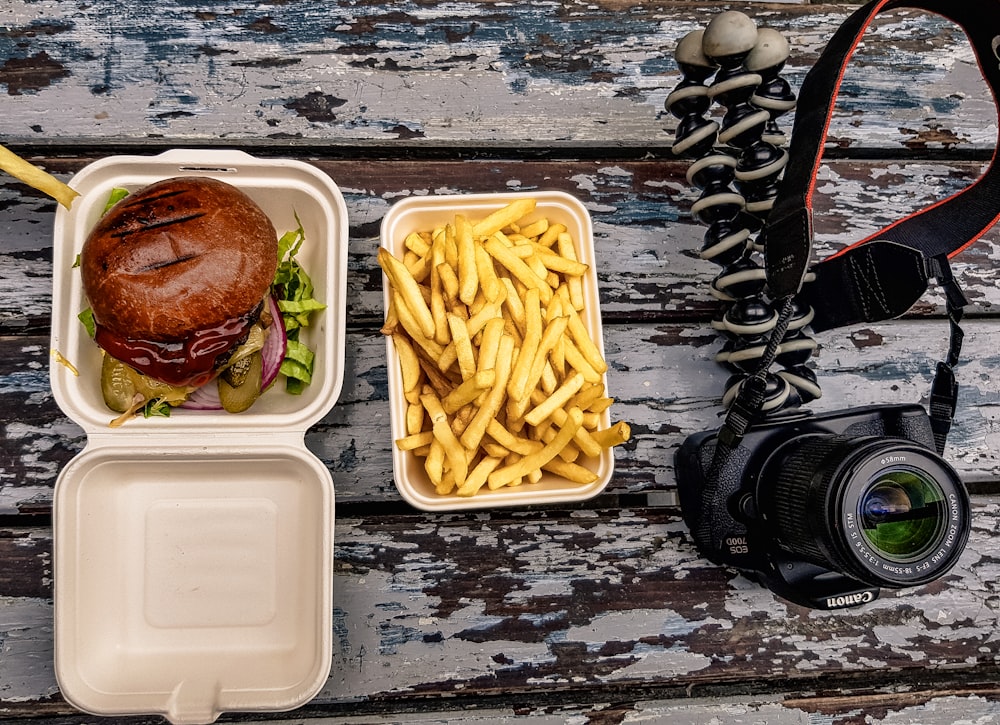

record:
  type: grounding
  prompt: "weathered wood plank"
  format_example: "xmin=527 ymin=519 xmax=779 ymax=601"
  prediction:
xmin=0 ymin=2 xmax=995 ymax=152
xmin=2 ymin=156 xmax=1000 ymax=334
xmin=4 ymin=311 xmax=999 ymax=513
xmin=3 ymin=693 xmax=1000 ymax=724
xmin=2 ymin=498 xmax=1000 ymax=713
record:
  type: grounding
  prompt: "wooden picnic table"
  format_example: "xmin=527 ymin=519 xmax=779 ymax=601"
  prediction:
xmin=2 ymin=0 xmax=1000 ymax=722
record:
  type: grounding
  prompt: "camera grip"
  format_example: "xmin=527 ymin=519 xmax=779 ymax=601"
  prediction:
xmin=689 ymin=439 xmax=757 ymax=567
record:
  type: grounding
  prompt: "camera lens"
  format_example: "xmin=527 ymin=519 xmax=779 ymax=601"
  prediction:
xmin=860 ymin=469 xmax=943 ymax=561
xmin=763 ymin=435 xmax=969 ymax=588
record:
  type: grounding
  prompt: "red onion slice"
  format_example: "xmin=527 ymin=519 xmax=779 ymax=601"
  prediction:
xmin=179 ymin=295 xmax=287 ymax=411
xmin=261 ymin=294 xmax=287 ymax=390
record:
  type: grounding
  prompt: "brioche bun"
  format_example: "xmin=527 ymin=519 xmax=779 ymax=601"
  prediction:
xmin=80 ymin=177 xmax=279 ymax=387
xmin=81 ymin=176 xmax=278 ymax=342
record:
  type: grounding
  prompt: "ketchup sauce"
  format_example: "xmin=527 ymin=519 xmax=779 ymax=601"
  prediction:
xmin=94 ymin=311 xmax=257 ymax=388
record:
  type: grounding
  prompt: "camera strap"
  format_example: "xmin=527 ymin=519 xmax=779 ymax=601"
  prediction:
xmin=715 ymin=0 xmax=999 ymax=463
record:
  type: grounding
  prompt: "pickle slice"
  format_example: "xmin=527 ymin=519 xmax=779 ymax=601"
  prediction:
xmin=101 ymin=354 xmax=137 ymax=413
xmin=217 ymin=351 xmax=264 ymax=413
xmin=222 ymin=354 xmax=253 ymax=388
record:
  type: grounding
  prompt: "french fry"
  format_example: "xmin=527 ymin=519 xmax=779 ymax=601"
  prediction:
xmin=379 ymin=249 xmax=436 ymax=339
xmin=422 ymin=392 xmax=469 ymax=486
xmin=404 ymin=231 xmax=431 ymax=257
xmin=536 ymin=222 xmax=567 ymax=248
xmin=456 ymin=214 xmax=479 ymax=305
xmin=524 ymin=315 xmax=568 ymax=400
xmin=484 ymin=237 xmax=553 ymax=304
xmin=430 ymin=264 xmax=450 ymax=345
xmin=425 ymin=438 xmax=445 ymax=485
xmin=0 ymin=144 xmax=79 ymax=209
xmin=437 ymin=261 xmax=460 ymax=304
xmin=487 ymin=407 xmax=583 ymax=489
xmin=396 ymin=430 xmax=434 ymax=451
xmin=518 ymin=217 xmax=549 ymax=239
xmin=461 ymin=334 xmax=515 ymax=451
xmin=474 ymin=243 xmax=504 ymax=302
xmin=442 ymin=370 xmax=495 ymax=414
xmin=591 ymin=421 xmax=632 ymax=448
xmin=381 ymin=198 xmax=631 ymax=498
xmin=507 ymin=287 xmax=542 ymax=403
xmin=523 ymin=372 xmax=585 ymax=427
xmin=486 ymin=419 xmax=544 ymax=456
xmin=541 ymin=458 xmax=599 ymax=484
xmin=391 ymin=332 xmax=422 ymax=395
xmin=472 ymin=198 xmax=537 ymax=238
xmin=406 ymin=401 xmax=424 ymax=436
xmin=558 ymin=232 xmax=586 ymax=311
xmin=532 ymin=245 xmax=589 ymax=277
xmin=457 ymin=455 xmax=503 ymax=497
xmin=393 ymin=290 xmax=444 ymax=361
xmin=562 ymin=337 xmax=604 ymax=384
xmin=476 ymin=318 xmax=505 ymax=375
xmin=448 ymin=312 xmax=477 ymax=380
xmin=566 ymin=308 xmax=607 ymax=374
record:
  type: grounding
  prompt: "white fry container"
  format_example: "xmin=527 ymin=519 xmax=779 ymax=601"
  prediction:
xmin=49 ymin=150 xmax=347 ymax=724
xmin=380 ymin=191 xmax=614 ymax=511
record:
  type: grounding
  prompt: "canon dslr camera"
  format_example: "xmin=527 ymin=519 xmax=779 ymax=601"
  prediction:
xmin=676 ymin=403 xmax=971 ymax=609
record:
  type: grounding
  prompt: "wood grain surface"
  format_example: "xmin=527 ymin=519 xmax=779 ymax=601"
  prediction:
xmin=1 ymin=0 xmax=999 ymax=723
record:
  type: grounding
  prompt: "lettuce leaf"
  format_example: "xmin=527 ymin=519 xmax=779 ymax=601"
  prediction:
xmin=272 ymin=216 xmax=325 ymax=394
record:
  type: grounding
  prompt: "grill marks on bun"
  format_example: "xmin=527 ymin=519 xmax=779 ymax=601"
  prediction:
xmin=80 ymin=176 xmax=280 ymax=386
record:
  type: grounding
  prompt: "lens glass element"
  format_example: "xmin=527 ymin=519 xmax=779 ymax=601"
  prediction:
xmin=859 ymin=467 xmax=945 ymax=562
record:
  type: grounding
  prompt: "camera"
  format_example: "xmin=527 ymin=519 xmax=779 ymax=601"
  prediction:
xmin=676 ymin=403 xmax=971 ymax=609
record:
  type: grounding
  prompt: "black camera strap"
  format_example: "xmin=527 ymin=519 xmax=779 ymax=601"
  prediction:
xmin=715 ymin=0 xmax=999 ymax=467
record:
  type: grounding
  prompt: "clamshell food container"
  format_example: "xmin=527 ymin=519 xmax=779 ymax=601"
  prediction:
xmin=49 ymin=150 xmax=347 ymax=724
xmin=380 ymin=191 xmax=614 ymax=511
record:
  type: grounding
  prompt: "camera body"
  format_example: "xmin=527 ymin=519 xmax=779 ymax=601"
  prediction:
xmin=676 ymin=403 xmax=970 ymax=610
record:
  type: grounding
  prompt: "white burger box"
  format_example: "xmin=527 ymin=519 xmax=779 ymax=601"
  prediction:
xmin=380 ymin=191 xmax=614 ymax=512
xmin=48 ymin=150 xmax=347 ymax=724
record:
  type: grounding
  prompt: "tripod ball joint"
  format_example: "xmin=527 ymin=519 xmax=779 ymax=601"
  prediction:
xmin=667 ymin=30 xmax=720 ymax=159
xmin=702 ymin=11 xmax=758 ymax=64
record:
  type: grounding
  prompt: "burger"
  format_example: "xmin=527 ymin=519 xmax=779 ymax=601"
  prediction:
xmin=80 ymin=176 xmax=289 ymax=421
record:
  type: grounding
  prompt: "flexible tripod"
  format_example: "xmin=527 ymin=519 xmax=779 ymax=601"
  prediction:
xmin=666 ymin=11 xmax=821 ymax=414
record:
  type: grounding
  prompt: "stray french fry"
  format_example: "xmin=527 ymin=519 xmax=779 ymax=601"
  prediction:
xmin=0 ymin=144 xmax=78 ymax=209
xmin=591 ymin=421 xmax=632 ymax=448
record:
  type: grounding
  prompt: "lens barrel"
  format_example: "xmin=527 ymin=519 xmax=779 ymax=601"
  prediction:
xmin=762 ymin=434 xmax=969 ymax=588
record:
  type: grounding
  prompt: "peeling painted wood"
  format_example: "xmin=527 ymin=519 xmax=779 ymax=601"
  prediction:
xmin=0 ymin=1 xmax=999 ymax=721
xmin=2 ymin=500 xmax=1000 ymax=718
xmin=0 ymin=2 xmax=996 ymax=152
xmin=3 ymin=157 xmax=1000 ymax=333
xmin=4 ymin=311 xmax=999 ymax=514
